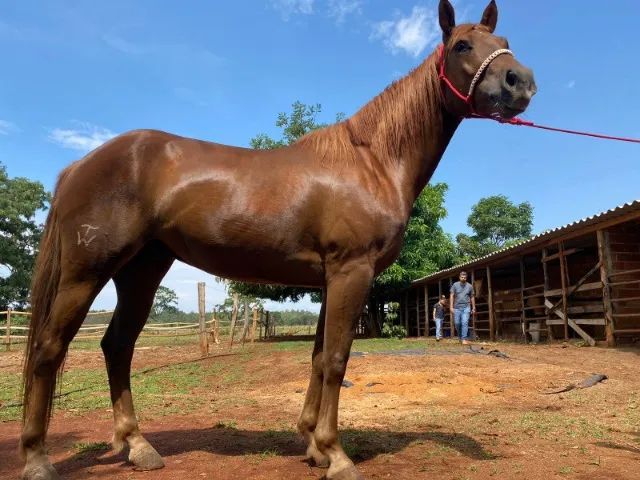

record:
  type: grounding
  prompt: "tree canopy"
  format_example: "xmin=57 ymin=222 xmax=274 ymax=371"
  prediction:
xmin=456 ymin=195 xmax=533 ymax=261
xmin=151 ymin=285 xmax=179 ymax=319
xmin=0 ymin=163 xmax=49 ymax=310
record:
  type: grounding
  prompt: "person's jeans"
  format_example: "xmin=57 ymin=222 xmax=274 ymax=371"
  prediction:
xmin=435 ymin=317 xmax=444 ymax=339
xmin=454 ymin=306 xmax=471 ymax=340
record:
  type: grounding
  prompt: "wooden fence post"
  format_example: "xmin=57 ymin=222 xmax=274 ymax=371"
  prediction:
xmin=241 ymin=300 xmax=249 ymax=345
xmin=211 ymin=310 xmax=220 ymax=344
xmin=5 ymin=308 xmax=11 ymax=351
xmin=265 ymin=311 xmax=270 ymax=339
xmin=259 ymin=311 xmax=264 ymax=340
xmin=251 ymin=307 xmax=258 ymax=343
xmin=228 ymin=292 xmax=239 ymax=349
xmin=198 ymin=282 xmax=208 ymax=356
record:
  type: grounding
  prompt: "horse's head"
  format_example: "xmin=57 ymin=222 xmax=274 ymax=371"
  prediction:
xmin=438 ymin=0 xmax=536 ymax=119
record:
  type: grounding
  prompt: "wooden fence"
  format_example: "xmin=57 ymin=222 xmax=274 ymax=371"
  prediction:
xmin=1 ymin=306 xmax=303 ymax=352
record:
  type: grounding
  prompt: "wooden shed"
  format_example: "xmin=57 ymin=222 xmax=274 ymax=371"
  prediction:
xmin=401 ymin=200 xmax=640 ymax=347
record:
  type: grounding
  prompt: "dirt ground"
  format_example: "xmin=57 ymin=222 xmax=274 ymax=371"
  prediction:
xmin=1 ymin=338 xmax=639 ymax=479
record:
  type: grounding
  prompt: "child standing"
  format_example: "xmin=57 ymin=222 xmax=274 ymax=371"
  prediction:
xmin=432 ymin=294 xmax=447 ymax=341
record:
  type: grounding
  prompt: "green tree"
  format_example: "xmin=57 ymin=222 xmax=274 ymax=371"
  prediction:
xmin=457 ymin=195 xmax=533 ymax=261
xmin=368 ymin=183 xmax=457 ymax=333
xmin=0 ymin=163 xmax=49 ymax=310
xmin=150 ymin=285 xmax=179 ymax=319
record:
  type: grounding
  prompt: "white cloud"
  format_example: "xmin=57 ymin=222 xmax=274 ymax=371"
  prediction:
xmin=48 ymin=122 xmax=116 ymax=152
xmin=328 ymin=0 xmax=362 ymax=24
xmin=566 ymin=80 xmax=576 ymax=89
xmin=271 ymin=0 xmax=314 ymax=20
xmin=0 ymin=119 xmax=18 ymax=135
xmin=371 ymin=6 xmax=440 ymax=57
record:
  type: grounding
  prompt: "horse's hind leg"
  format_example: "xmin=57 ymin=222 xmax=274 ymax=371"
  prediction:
xmin=297 ymin=293 xmax=329 ymax=467
xmin=100 ymin=241 xmax=174 ymax=470
xmin=21 ymin=277 xmax=105 ymax=480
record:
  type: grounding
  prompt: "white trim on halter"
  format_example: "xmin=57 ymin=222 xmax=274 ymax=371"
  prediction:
xmin=467 ymin=49 xmax=513 ymax=99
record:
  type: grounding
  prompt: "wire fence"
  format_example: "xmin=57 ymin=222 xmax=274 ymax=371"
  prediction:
xmin=0 ymin=308 xmax=314 ymax=352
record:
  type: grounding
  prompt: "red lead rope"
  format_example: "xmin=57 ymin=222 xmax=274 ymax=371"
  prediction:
xmin=475 ymin=114 xmax=640 ymax=144
xmin=438 ymin=45 xmax=640 ymax=145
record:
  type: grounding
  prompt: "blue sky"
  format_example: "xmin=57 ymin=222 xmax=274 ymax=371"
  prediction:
xmin=1 ymin=0 xmax=639 ymax=313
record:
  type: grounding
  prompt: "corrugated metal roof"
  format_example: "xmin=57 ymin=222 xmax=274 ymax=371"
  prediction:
xmin=411 ymin=200 xmax=640 ymax=286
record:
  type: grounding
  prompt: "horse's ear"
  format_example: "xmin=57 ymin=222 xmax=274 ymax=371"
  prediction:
xmin=480 ymin=0 xmax=498 ymax=33
xmin=439 ymin=0 xmax=456 ymax=43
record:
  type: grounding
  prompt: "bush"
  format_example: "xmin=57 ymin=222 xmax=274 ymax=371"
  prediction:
xmin=381 ymin=321 xmax=407 ymax=339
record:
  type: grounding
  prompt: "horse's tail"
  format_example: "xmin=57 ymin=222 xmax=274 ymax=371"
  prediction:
xmin=22 ymin=179 xmax=65 ymax=425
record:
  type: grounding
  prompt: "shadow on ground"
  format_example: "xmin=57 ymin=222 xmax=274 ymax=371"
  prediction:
xmin=0 ymin=426 xmax=494 ymax=477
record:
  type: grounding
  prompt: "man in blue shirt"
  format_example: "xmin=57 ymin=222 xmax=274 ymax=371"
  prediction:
xmin=449 ymin=271 xmax=476 ymax=344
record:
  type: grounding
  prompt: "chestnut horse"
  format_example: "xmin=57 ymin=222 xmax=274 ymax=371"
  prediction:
xmin=20 ymin=1 xmax=535 ymax=478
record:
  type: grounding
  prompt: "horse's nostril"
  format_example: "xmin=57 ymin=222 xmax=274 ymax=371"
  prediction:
xmin=505 ymin=70 xmax=518 ymax=88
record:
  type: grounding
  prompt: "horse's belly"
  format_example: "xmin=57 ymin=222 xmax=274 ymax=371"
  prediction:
xmin=159 ymin=229 xmax=325 ymax=287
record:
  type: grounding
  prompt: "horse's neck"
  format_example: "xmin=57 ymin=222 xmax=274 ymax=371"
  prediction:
xmin=348 ymin=54 xmax=461 ymax=214
xmin=396 ymin=111 xmax=460 ymax=208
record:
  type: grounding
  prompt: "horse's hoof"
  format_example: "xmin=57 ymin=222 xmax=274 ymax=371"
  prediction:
xmin=22 ymin=462 xmax=62 ymax=480
xmin=128 ymin=444 xmax=165 ymax=471
xmin=327 ymin=464 xmax=364 ymax=480
xmin=306 ymin=443 xmax=330 ymax=468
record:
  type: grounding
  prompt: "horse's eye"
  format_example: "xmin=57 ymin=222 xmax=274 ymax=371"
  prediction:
xmin=454 ymin=41 xmax=472 ymax=53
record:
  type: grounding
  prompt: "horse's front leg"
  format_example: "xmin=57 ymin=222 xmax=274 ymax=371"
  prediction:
xmin=313 ymin=259 xmax=373 ymax=480
xmin=297 ymin=293 xmax=329 ymax=467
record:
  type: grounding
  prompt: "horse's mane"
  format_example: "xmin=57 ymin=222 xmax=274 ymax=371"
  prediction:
xmin=296 ymin=48 xmax=443 ymax=164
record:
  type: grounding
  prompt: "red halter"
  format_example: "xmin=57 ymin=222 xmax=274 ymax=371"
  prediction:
xmin=438 ymin=43 xmax=515 ymax=119
xmin=437 ymin=45 xmax=640 ymax=142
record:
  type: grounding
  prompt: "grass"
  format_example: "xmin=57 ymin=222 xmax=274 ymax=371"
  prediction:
xmin=73 ymin=441 xmax=110 ymax=454
xmin=0 ymin=353 xmax=251 ymax=422
xmin=516 ymin=411 xmax=607 ymax=441
xmin=558 ymin=466 xmax=574 ymax=475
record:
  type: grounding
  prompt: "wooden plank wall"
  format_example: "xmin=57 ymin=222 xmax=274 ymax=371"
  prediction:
xmin=401 ymin=218 xmax=640 ymax=346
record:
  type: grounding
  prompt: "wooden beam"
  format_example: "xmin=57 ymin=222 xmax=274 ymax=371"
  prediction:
xmin=546 ymin=318 xmax=606 ymax=326
xmin=608 ymin=268 xmax=640 ymax=278
xmin=471 ymin=270 xmax=477 ymax=340
xmin=449 ymin=277 xmax=455 ymax=337
xmin=520 ymin=257 xmax=527 ymax=343
xmin=546 ymin=260 xmax=602 ymax=316
xmin=544 ymin=299 xmax=596 ymax=346
xmin=558 ymin=242 xmax=570 ymax=340
xmin=404 ymin=291 xmax=409 ymax=332
xmin=542 ymin=248 xmax=553 ymax=341
xmin=486 ymin=267 xmax=495 ymax=341
xmin=424 ymin=285 xmax=429 ymax=338
xmin=542 ymin=248 xmax=580 ymax=262
xmin=544 ymin=281 xmax=603 ymax=297
xmin=416 ymin=287 xmax=420 ymax=337
xmin=410 ymin=209 xmax=640 ymax=288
